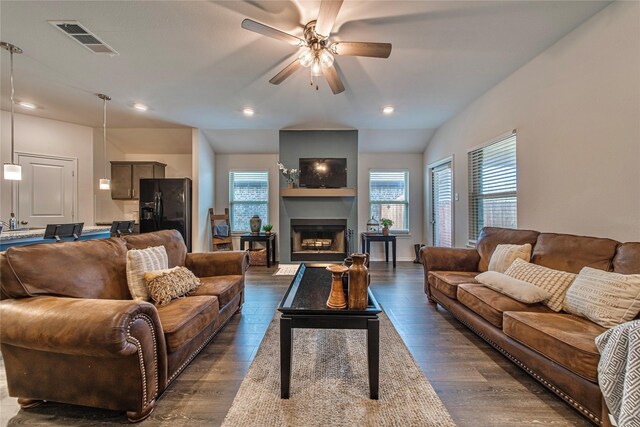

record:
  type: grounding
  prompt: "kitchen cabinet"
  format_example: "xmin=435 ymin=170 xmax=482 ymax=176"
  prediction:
xmin=110 ymin=161 xmax=166 ymax=200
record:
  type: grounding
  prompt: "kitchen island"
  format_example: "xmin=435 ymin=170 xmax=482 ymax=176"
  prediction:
xmin=0 ymin=226 xmax=111 ymax=251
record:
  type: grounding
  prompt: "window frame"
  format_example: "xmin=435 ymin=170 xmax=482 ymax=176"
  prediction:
xmin=467 ymin=131 xmax=517 ymax=244
xmin=228 ymin=170 xmax=270 ymax=233
xmin=368 ymin=169 xmax=410 ymax=234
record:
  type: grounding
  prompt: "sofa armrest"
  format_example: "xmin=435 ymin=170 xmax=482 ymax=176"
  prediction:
xmin=185 ymin=251 xmax=249 ymax=277
xmin=1 ymin=296 xmax=166 ymax=360
xmin=420 ymin=246 xmax=480 ymax=302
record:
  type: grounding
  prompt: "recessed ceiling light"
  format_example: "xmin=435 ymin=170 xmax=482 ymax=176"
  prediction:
xmin=18 ymin=102 xmax=36 ymax=110
xmin=383 ymin=106 xmax=394 ymax=115
xmin=243 ymin=108 xmax=255 ymax=117
xmin=133 ymin=103 xmax=148 ymax=111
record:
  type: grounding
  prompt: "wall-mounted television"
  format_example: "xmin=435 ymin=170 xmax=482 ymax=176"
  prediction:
xmin=299 ymin=158 xmax=347 ymax=188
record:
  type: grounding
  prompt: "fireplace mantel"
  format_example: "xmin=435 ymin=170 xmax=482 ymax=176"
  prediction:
xmin=280 ymin=188 xmax=357 ymax=198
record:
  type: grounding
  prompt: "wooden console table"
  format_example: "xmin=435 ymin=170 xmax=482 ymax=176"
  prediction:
xmin=360 ymin=233 xmax=397 ymax=268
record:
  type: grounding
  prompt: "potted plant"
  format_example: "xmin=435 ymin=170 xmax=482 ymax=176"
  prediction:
xmin=380 ymin=218 xmax=393 ymax=236
xmin=262 ymin=224 xmax=273 ymax=235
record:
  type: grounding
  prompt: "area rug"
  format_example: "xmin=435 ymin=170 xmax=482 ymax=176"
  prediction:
xmin=273 ymin=264 xmax=300 ymax=276
xmin=222 ymin=312 xmax=455 ymax=426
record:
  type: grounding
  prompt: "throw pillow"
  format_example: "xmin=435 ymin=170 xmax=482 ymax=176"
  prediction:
xmin=488 ymin=243 xmax=532 ymax=273
xmin=475 ymin=271 xmax=551 ymax=304
xmin=146 ymin=266 xmax=201 ymax=306
xmin=563 ymin=267 xmax=640 ymax=328
xmin=504 ymin=258 xmax=576 ymax=312
xmin=126 ymin=246 xmax=169 ymax=301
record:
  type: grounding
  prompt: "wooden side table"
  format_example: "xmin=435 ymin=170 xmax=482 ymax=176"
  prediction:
xmin=360 ymin=233 xmax=397 ymax=268
xmin=240 ymin=233 xmax=277 ymax=267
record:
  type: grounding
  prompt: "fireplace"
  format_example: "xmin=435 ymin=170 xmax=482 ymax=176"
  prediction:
xmin=291 ymin=219 xmax=347 ymax=261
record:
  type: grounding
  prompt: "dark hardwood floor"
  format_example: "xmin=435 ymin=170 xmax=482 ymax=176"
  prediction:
xmin=0 ymin=262 xmax=592 ymax=426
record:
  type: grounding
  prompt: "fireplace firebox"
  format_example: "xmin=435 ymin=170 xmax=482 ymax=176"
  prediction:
xmin=291 ymin=219 xmax=347 ymax=261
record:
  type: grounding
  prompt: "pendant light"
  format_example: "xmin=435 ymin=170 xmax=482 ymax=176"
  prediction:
xmin=1 ymin=42 xmax=23 ymax=181
xmin=97 ymin=93 xmax=111 ymax=190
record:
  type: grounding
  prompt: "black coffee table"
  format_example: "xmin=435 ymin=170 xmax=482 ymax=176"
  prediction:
xmin=277 ymin=263 xmax=382 ymax=399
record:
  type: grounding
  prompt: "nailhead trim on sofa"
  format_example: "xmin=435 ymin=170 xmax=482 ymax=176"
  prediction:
xmin=126 ymin=314 xmax=158 ymax=407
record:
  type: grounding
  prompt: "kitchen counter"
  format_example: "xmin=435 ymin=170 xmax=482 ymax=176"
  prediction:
xmin=0 ymin=226 xmax=112 ymax=251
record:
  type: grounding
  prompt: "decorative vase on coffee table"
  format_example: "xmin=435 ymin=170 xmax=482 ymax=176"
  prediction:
xmin=326 ymin=265 xmax=348 ymax=309
xmin=348 ymin=253 xmax=369 ymax=310
xmin=249 ymin=215 xmax=262 ymax=235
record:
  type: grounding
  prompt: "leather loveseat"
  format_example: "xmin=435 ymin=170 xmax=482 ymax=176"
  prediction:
xmin=0 ymin=230 xmax=248 ymax=422
xmin=421 ymin=227 xmax=640 ymax=426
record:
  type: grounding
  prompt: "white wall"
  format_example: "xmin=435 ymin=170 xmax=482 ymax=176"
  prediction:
xmin=93 ymin=129 xmax=193 ymax=224
xmin=215 ymin=153 xmax=280 ymax=251
xmin=423 ymin=1 xmax=640 ymax=245
xmin=1 ymin=112 xmax=94 ymax=224
xmin=192 ymin=129 xmax=215 ymax=253
xmin=358 ymin=153 xmax=423 ymax=261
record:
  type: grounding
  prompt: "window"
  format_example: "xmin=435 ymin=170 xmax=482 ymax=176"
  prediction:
xmin=369 ymin=170 xmax=409 ymax=232
xmin=229 ymin=171 xmax=269 ymax=233
xmin=468 ymin=133 xmax=517 ymax=242
xmin=431 ymin=160 xmax=453 ymax=247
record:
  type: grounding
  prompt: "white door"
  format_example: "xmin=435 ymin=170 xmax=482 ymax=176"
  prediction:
xmin=431 ymin=160 xmax=453 ymax=247
xmin=17 ymin=154 xmax=77 ymax=228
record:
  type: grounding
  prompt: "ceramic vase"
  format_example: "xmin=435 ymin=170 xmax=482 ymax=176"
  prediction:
xmin=249 ymin=215 xmax=262 ymax=235
xmin=348 ymin=253 xmax=369 ymax=310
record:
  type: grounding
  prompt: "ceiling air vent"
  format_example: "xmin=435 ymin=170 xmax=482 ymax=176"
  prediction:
xmin=48 ymin=20 xmax=118 ymax=55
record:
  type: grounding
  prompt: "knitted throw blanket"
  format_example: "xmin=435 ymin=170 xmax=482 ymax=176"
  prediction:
xmin=595 ymin=320 xmax=640 ymax=427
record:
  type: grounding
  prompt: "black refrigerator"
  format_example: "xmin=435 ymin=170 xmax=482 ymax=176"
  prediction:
xmin=139 ymin=178 xmax=192 ymax=251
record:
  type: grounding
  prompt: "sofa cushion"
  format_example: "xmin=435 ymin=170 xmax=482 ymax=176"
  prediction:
xmin=563 ymin=267 xmax=640 ymax=328
xmin=476 ymin=227 xmax=540 ymax=272
xmin=531 ymin=233 xmax=619 ymax=273
xmin=488 ymin=243 xmax=532 ymax=273
xmin=146 ymin=267 xmax=201 ymax=306
xmin=613 ymin=242 xmax=640 ymax=274
xmin=457 ymin=283 xmax=552 ymax=328
xmin=504 ymin=259 xmax=577 ymax=312
xmin=123 ymin=230 xmax=187 ymax=268
xmin=428 ymin=271 xmax=479 ymax=300
xmin=475 ymin=271 xmax=551 ymax=304
xmin=503 ymin=312 xmax=606 ymax=382
xmin=126 ymin=245 xmax=169 ymax=301
xmin=156 ymin=295 xmax=219 ymax=351
xmin=190 ymin=275 xmax=244 ymax=307
xmin=1 ymin=237 xmax=130 ymax=300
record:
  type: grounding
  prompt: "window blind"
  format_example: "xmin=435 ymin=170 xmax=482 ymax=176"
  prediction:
xmin=369 ymin=170 xmax=409 ymax=231
xmin=431 ymin=162 xmax=453 ymax=247
xmin=468 ymin=134 xmax=517 ymax=242
xmin=229 ymin=171 xmax=269 ymax=232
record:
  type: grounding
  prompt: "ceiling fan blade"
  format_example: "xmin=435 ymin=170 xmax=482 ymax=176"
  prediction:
xmin=315 ymin=0 xmax=344 ymax=38
xmin=332 ymin=42 xmax=392 ymax=58
xmin=322 ymin=63 xmax=345 ymax=94
xmin=269 ymin=59 xmax=302 ymax=85
xmin=241 ymin=19 xmax=304 ymax=46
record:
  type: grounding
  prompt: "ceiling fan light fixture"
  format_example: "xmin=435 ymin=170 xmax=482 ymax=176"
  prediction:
xmin=311 ymin=58 xmax=322 ymax=76
xmin=299 ymin=49 xmax=314 ymax=68
xmin=319 ymin=49 xmax=334 ymax=68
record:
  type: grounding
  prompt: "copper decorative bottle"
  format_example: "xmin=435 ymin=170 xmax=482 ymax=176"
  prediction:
xmin=348 ymin=253 xmax=369 ymax=310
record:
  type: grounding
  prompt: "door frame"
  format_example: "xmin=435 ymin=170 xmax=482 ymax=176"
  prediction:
xmin=427 ymin=155 xmax=454 ymax=247
xmin=15 ymin=152 xmax=79 ymax=224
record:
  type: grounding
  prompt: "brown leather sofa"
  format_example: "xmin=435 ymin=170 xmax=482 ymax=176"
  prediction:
xmin=0 ymin=230 xmax=248 ymax=422
xmin=421 ymin=227 xmax=640 ymax=426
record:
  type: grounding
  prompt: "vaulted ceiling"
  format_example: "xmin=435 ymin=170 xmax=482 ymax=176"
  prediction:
xmin=0 ymin=1 xmax=610 ymax=151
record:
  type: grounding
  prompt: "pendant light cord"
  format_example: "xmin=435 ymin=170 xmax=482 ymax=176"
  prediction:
xmin=103 ymin=96 xmax=107 ymax=177
xmin=10 ymin=48 xmax=15 ymax=165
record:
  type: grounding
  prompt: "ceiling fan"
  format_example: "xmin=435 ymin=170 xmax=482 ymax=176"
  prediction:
xmin=241 ymin=0 xmax=392 ymax=94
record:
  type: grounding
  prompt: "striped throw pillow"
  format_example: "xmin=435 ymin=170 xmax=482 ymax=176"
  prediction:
xmin=504 ymin=258 xmax=576 ymax=312
xmin=126 ymin=246 xmax=168 ymax=301
xmin=563 ymin=267 xmax=640 ymax=328
xmin=488 ymin=243 xmax=532 ymax=273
